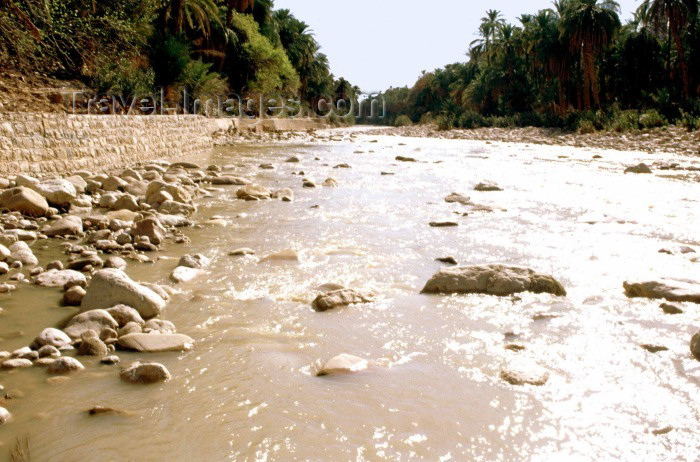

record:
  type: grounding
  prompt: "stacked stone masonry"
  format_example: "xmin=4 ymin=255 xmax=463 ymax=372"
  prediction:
xmin=0 ymin=114 xmax=213 ymax=174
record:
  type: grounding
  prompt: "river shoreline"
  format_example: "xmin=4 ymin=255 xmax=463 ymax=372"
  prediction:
xmin=368 ymin=124 xmax=700 ymax=157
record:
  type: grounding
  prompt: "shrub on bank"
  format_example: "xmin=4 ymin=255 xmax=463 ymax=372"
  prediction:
xmin=394 ymin=115 xmax=412 ymax=127
xmin=639 ymin=110 xmax=667 ymax=129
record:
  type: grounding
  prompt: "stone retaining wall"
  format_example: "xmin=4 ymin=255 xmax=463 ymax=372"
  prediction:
xmin=0 ymin=113 xmax=213 ymax=175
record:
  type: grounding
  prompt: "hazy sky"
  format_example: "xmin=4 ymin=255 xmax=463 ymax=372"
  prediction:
xmin=274 ymin=0 xmax=642 ymax=93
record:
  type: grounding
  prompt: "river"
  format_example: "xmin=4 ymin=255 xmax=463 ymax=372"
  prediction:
xmin=1 ymin=128 xmax=699 ymax=460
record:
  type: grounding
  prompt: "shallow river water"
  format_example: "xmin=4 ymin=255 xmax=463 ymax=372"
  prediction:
xmin=1 ymin=129 xmax=700 ymax=461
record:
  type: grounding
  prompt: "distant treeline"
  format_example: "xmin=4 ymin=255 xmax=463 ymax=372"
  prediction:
xmin=0 ymin=0 xmax=359 ymax=115
xmin=378 ymin=0 xmax=700 ymax=132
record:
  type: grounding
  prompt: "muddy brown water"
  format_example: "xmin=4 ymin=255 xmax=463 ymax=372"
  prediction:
xmin=1 ymin=129 xmax=699 ymax=460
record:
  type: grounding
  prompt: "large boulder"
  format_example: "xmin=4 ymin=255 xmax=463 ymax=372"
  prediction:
xmin=312 ymin=289 xmax=374 ymax=312
xmin=81 ymin=269 xmax=167 ymax=318
xmin=64 ymin=309 xmax=119 ymax=339
xmin=116 ymin=333 xmax=194 ymax=353
xmin=623 ymin=279 xmax=700 ymax=304
xmin=44 ymin=215 xmax=83 ymax=237
xmin=120 ymin=362 xmax=171 ymax=384
xmin=30 ymin=179 xmax=77 ymax=207
xmin=34 ymin=269 xmax=86 ymax=288
xmin=0 ymin=186 xmax=49 ymax=216
xmin=421 ymin=264 xmax=567 ymax=296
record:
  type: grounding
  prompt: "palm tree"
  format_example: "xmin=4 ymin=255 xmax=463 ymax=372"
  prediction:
xmin=641 ymin=0 xmax=698 ymax=96
xmin=561 ymin=0 xmax=621 ymax=109
xmin=478 ymin=9 xmax=505 ymax=64
xmin=161 ymin=0 xmax=220 ymax=39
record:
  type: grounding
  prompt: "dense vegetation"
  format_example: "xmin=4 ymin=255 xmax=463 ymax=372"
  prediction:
xmin=379 ymin=0 xmax=700 ymax=131
xmin=0 ymin=0 xmax=356 ymax=113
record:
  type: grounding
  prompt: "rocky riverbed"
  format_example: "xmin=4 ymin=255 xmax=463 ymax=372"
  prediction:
xmin=0 ymin=127 xmax=698 ymax=459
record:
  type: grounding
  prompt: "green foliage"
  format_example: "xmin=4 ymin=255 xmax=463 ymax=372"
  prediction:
xmin=91 ymin=57 xmax=155 ymax=97
xmin=0 ymin=0 xmax=352 ymax=113
xmin=639 ymin=109 xmax=667 ymax=128
xmin=149 ymin=34 xmax=192 ymax=88
xmin=225 ymin=12 xmax=300 ymax=95
xmin=394 ymin=115 xmax=412 ymax=127
xmin=373 ymin=1 xmax=700 ymax=131
xmin=179 ymin=59 xmax=229 ymax=98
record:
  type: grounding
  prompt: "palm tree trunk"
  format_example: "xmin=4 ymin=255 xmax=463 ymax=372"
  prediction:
xmin=169 ymin=0 xmax=184 ymax=35
xmin=587 ymin=47 xmax=600 ymax=108
xmin=581 ymin=44 xmax=592 ymax=110
xmin=558 ymin=76 xmax=566 ymax=115
xmin=671 ymin=24 xmax=690 ymax=97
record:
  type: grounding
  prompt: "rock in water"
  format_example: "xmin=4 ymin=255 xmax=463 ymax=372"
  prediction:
xmin=624 ymin=163 xmax=652 ymax=174
xmin=178 ymin=254 xmax=210 ymax=269
xmin=117 ymin=333 xmax=194 ymax=353
xmin=44 ymin=215 xmax=83 ymax=237
xmin=34 ymin=269 xmax=86 ymax=288
xmin=64 ymin=309 xmax=119 ymax=339
xmin=47 ymin=357 xmax=85 ymax=374
xmin=474 ymin=181 xmax=503 ymax=192
xmin=261 ymin=249 xmax=299 ymax=262
xmin=31 ymin=327 xmax=72 ymax=349
xmin=7 ymin=241 xmax=38 ymax=266
xmin=0 ymin=407 xmax=11 ymax=425
xmin=106 ymin=305 xmax=144 ymax=327
xmin=421 ymin=264 xmax=566 ymax=296
xmin=691 ymin=332 xmax=700 ymax=361
xmin=1 ymin=358 xmax=33 ymax=370
xmin=64 ymin=286 xmax=86 ymax=306
xmin=170 ymin=266 xmax=203 ymax=283
xmin=429 ymin=221 xmax=458 ymax=228
xmin=0 ymin=186 xmax=49 ymax=216
xmin=660 ymin=303 xmax=684 ymax=314
xmin=80 ymin=269 xmax=166 ymax=318
xmin=623 ymin=279 xmax=700 ymax=304
xmin=77 ymin=337 xmax=108 ymax=356
xmin=444 ymin=193 xmax=472 ymax=205
xmin=500 ymin=360 xmax=549 ymax=386
xmin=229 ymin=248 xmax=255 ymax=257
xmin=236 ymin=184 xmax=271 ymax=201
xmin=312 ymin=288 xmax=374 ymax=312
xmin=120 ymin=362 xmax=171 ymax=384
xmin=132 ymin=218 xmax=165 ymax=246
xmin=317 ymin=354 xmax=369 ymax=376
